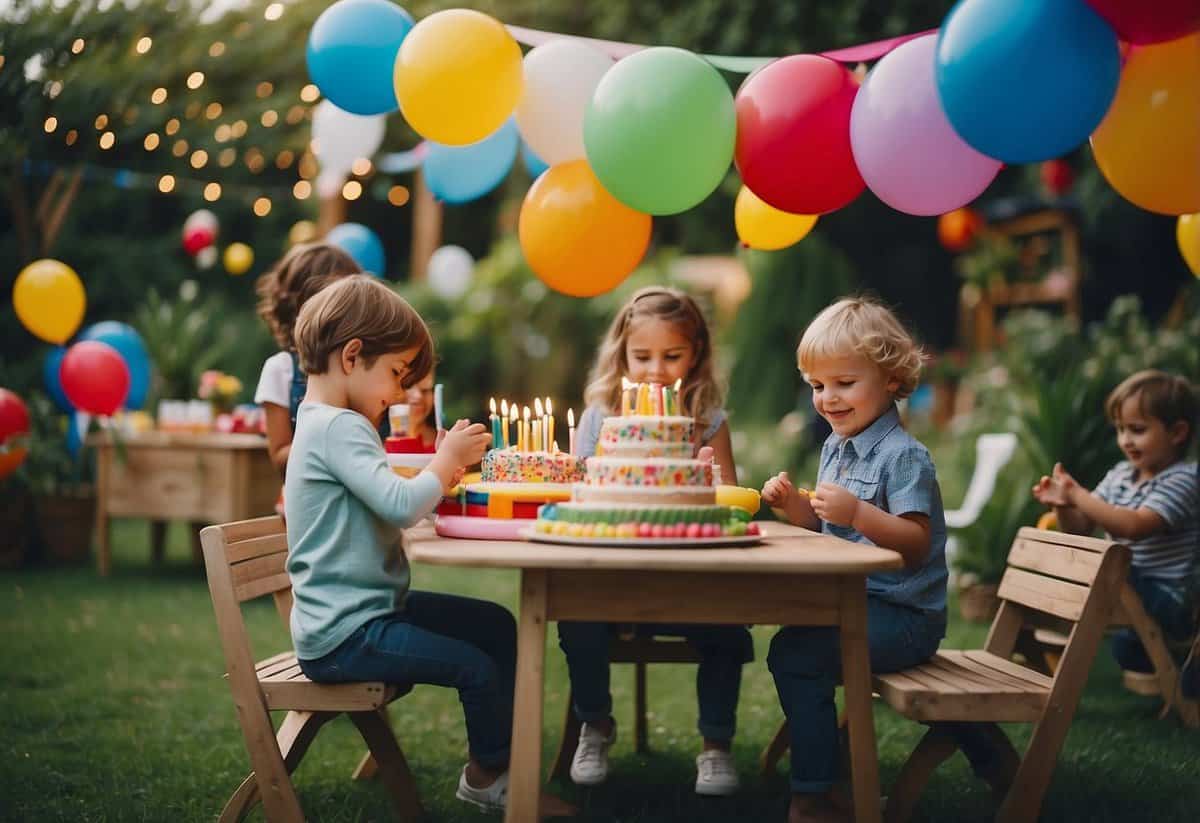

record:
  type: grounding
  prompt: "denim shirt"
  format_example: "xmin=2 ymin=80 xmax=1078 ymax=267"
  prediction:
xmin=818 ymin=405 xmax=948 ymax=614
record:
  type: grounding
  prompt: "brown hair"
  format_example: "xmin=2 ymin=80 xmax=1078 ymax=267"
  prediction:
xmin=583 ymin=286 xmax=723 ymax=428
xmin=294 ymin=274 xmax=434 ymax=387
xmin=1105 ymin=370 xmax=1197 ymax=451
xmin=255 ymin=243 xmax=361 ymax=349
xmin=798 ymin=296 xmax=925 ymax=399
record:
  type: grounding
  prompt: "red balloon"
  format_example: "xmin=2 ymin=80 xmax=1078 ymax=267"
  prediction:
xmin=735 ymin=55 xmax=865 ymax=215
xmin=1040 ymin=159 xmax=1075 ymax=197
xmin=60 ymin=341 xmax=130 ymax=416
xmin=938 ymin=208 xmax=984 ymax=252
xmin=0 ymin=388 xmax=31 ymax=443
xmin=182 ymin=226 xmax=215 ymax=256
xmin=1086 ymin=1 xmax=1200 ymax=45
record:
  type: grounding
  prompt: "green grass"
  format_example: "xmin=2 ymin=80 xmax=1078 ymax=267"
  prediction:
xmin=2 ymin=519 xmax=1198 ymax=822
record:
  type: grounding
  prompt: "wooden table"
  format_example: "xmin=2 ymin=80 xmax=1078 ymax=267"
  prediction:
xmin=88 ymin=431 xmax=278 ymax=576
xmin=407 ymin=523 xmax=903 ymax=823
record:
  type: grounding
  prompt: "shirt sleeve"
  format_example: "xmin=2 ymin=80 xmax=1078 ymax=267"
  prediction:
xmin=701 ymin=408 xmax=727 ymax=444
xmin=576 ymin=405 xmax=605 ymax=458
xmin=884 ymin=445 xmax=937 ymax=518
xmin=323 ymin=412 xmax=444 ymax=527
xmin=1140 ymin=466 xmax=1199 ymax=532
xmin=254 ymin=351 xmax=293 ymax=407
xmin=1092 ymin=464 xmax=1124 ymax=503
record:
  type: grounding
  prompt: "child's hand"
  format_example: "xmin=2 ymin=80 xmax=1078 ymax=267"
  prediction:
xmin=445 ymin=466 xmax=466 ymax=494
xmin=810 ymin=482 xmax=860 ymax=527
xmin=762 ymin=471 xmax=815 ymax=526
xmin=1032 ymin=462 xmax=1079 ymax=508
xmin=439 ymin=419 xmax=491 ymax=468
xmin=697 ymin=445 xmax=714 ymax=464
xmin=761 ymin=471 xmax=797 ymax=507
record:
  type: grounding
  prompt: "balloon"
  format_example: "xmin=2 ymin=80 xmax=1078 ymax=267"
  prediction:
xmin=426 ymin=245 xmax=475 ymax=300
xmin=849 ymin=34 xmax=1001 ymax=216
xmin=424 ymin=119 xmax=519 ymax=204
xmin=734 ymin=186 xmax=818 ymax=251
xmin=519 ymin=159 xmax=652 ymax=297
xmin=79 ymin=322 xmax=151 ymax=411
xmin=1086 ymin=1 xmax=1200 ymax=44
xmin=311 ymin=100 xmax=386 ymax=175
xmin=195 ymin=245 xmax=218 ymax=270
xmin=1090 ymin=33 xmax=1200 ymax=216
xmin=182 ymin=226 xmax=215 ymax=256
xmin=521 ymin=142 xmax=549 ymax=179
xmin=306 ymin=0 xmax=414 ymax=115
xmin=289 ymin=220 xmax=319 ymax=246
xmin=734 ymin=55 xmax=864 ymax=215
xmin=936 ymin=0 xmax=1120 ymax=164
xmin=0 ymin=388 xmax=30 ymax=480
xmin=937 ymin=208 xmax=985 ymax=252
xmin=223 ymin=242 xmax=254 ymax=276
xmin=1179 ymin=214 xmax=1200 ymax=277
xmin=315 ymin=168 xmax=346 ymax=199
xmin=515 ymin=40 xmax=613 ymax=166
xmin=66 ymin=410 xmax=87 ymax=459
xmin=60 ymin=341 xmax=130 ymax=416
xmin=585 ymin=47 xmax=735 ymax=216
xmin=326 ymin=222 xmax=385 ymax=276
xmin=394 ymin=9 xmax=523 ymax=146
xmin=183 ymin=209 xmax=218 ymax=235
xmin=13 ymin=259 xmax=86 ymax=344
xmin=1040 ymin=159 xmax=1075 ymax=197
xmin=43 ymin=347 xmax=72 ymax=412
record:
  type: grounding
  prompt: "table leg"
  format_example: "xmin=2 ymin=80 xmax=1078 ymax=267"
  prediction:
xmin=506 ymin=569 xmax=548 ymax=823
xmin=839 ymin=576 xmax=881 ymax=823
xmin=150 ymin=521 xmax=167 ymax=565
xmin=95 ymin=448 xmax=111 ymax=577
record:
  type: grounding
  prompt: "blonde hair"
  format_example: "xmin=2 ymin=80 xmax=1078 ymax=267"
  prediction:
xmin=798 ymin=297 xmax=924 ymax=399
xmin=294 ymin=274 xmax=434 ymax=387
xmin=583 ymin=286 xmax=723 ymax=430
xmin=1106 ymin=370 xmax=1196 ymax=451
xmin=256 ymin=243 xmax=361 ymax=349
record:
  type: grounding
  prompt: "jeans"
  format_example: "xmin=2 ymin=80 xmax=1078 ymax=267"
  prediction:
xmin=298 ymin=590 xmax=516 ymax=770
xmin=1111 ymin=568 xmax=1196 ymax=672
xmin=768 ymin=596 xmax=946 ymax=793
xmin=557 ymin=621 xmax=753 ymax=742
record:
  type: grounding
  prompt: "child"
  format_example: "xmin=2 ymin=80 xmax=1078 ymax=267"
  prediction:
xmin=285 ymin=275 xmax=574 ymax=817
xmin=561 ymin=286 xmax=752 ymax=796
xmin=254 ymin=242 xmax=361 ymax=477
xmin=404 ymin=370 xmax=439 ymax=450
xmin=1032 ymin=370 xmax=1198 ymax=675
xmin=761 ymin=297 xmax=948 ymax=823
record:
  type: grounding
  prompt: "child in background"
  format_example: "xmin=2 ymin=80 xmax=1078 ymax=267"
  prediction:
xmin=285 ymin=275 xmax=573 ymax=816
xmin=1033 ymin=370 xmax=1198 ymax=676
xmin=561 ymin=286 xmax=751 ymax=796
xmin=761 ymin=297 xmax=948 ymax=823
xmin=404 ymin=370 xmax=439 ymax=451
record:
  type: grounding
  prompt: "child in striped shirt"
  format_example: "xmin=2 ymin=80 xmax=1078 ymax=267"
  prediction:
xmin=1033 ymin=370 xmax=1198 ymax=673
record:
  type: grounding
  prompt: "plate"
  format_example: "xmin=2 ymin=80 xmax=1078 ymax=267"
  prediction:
xmin=519 ymin=527 xmax=765 ymax=548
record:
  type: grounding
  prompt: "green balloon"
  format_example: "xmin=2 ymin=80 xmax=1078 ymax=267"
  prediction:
xmin=584 ymin=47 xmax=736 ymax=216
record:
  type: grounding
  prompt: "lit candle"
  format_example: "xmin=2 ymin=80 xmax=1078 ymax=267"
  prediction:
xmin=534 ymin=399 xmax=544 ymax=452
xmin=621 ymin=377 xmax=634 ymax=416
xmin=567 ymin=407 xmax=576 ymax=455
xmin=523 ymin=405 xmax=532 ymax=453
xmin=637 ymin=382 xmax=650 ymax=415
xmin=489 ymin=397 xmax=500 ymax=449
xmin=500 ymin=399 xmax=510 ymax=447
xmin=661 ymin=384 xmax=671 ymax=416
xmin=509 ymin=402 xmax=518 ymax=450
xmin=650 ymin=382 xmax=662 ymax=416
xmin=673 ymin=378 xmax=682 ymax=417
xmin=546 ymin=398 xmax=554 ymax=452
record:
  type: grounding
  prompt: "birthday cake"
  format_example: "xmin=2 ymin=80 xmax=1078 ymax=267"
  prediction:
xmin=481 ymin=448 xmax=585 ymax=484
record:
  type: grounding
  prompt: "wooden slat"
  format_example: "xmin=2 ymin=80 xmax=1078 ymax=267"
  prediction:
xmin=922 ymin=655 xmax=1016 ymax=693
xmin=260 ymin=660 xmax=301 ymax=681
xmin=262 ymin=680 xmax=392 ymax=712
xmin=221 ymin=515 xmax=286 ymax=544
xmin=231 ymin=553 xmax=288 ymax=588
xmin=874 ymin=668 xmax=1046 ymax=723
xmin=1007 ymin=538 xmax=1103 ymax=585
xmin=962 ymin=651 xmax=1054 ymax=690
xmin=939 ymin=650 xmax=1048 ymax=694
xmin=226 ymin=532 xmax=288 ymax=564
xmin=255 ymin=650 xmax=295 ymax=672
xmin=997 ymin=567 xmax=1089 ymax=622
xmin=236 ymin=572 xmax=292 ymax=603
xmin=898 ymin=664 xmax=969 ymax=694
xmin=1015 ymin=526 xmax=1112 ymax=554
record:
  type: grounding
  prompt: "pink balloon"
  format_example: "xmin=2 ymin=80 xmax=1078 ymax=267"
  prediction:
xmin=849 ymin=34 xmax=1001 ymax=216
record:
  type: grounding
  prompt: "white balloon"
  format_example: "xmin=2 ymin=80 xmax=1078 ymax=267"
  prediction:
xmin=184 ymin=208 xmax=218 ymax=234
xmin=311 ymin=100 xmax=386 ymax=176
xmin=427 ymin=245 xmax=475 ymax=300
xmin=195 ymin=245 xmax=218 ymax=270
xmin=315 ymin=168 xmax=346 ymax=199
xmin=515 ymin=40 xmax=614 ymax=166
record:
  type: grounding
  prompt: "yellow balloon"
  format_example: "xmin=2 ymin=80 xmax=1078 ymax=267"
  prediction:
xmin=223 ymin=242 xmax=254 ymax=276
xmin=734 ymin=186 xmax=818 ymax=250
xmin=1179 ymin=214 xmax=1200 ymax=277
xmin=13 ymin=259 xmax=85 ymax=344
xmin=1090 ymin=34 xmax=1200 ymax=216
xmin=288 ymin=220 xmax=318 ymax=246
xmin=394 ymin=9 xmax=523 ymax=146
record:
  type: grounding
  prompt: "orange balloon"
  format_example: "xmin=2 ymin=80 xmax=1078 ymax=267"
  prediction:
xmin=519 ymin=160 xmax=652 ymax=297
xmin=937 ymin=207 xmax=984 ymax=252
xmin=1091 ymin=33 xmax=1200 ymax=215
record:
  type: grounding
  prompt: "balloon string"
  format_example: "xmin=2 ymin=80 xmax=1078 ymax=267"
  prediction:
xmin=504 ymin=25 xmax=939 ymax=73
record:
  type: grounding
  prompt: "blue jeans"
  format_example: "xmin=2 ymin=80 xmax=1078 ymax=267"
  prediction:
xmin=298 ymin=591 xmax=516 ymax=770
xmin=557 ymin=621 xmax=753 ymax=742
xmin=768 ymin=596 xmax=945 ymax=793
xmin=1111 ymin=568 xmax=1196 ymax=672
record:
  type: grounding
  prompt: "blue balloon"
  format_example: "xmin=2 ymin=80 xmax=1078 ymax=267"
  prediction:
xmin=521 ymin=142 xmax=550 ymax=179
xmin=424 ymin=119 xmax=519 ymax=205
xmin=935 ymin=0 xmax=1119 ymax=164
xmin=306 ymin=0 xmax=414 ymax=116
xmin=43 ymin=346 xmax=73 ymax=412
xmin=78 ymin=322 xmax=152 ymax=410
xmin=327 ymin=222 xmax=386 ymax=276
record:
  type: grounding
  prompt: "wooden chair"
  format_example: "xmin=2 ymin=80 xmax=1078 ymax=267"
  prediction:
xmin=762 ymin=527 xmax=1130 ymax=823
xmin=548 ymin=634 xmax=702 ymax=782
xmin=200 ymin=516 xmax=423 ymax=822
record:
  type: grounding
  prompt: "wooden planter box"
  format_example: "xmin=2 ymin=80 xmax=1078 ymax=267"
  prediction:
xmin=36 ymin=490 xmax=96 ymax=565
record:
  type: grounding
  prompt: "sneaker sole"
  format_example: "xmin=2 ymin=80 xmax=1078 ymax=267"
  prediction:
xmin=569 ymin=769 xmax=608 ymax=786
xmin=694 ymin=783 xmax=739 ymax=797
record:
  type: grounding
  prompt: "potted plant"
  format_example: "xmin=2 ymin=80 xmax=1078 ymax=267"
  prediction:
xmin=926 ymin=349 xmax=968 ymax=427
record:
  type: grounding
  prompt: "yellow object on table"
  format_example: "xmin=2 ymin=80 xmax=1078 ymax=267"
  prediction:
xmin=716 ymin=485 xmax=761 ymax=515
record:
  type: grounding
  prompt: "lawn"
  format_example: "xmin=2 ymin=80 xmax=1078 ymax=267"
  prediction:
xmin=2 ymin=518 xmax=1198 ymax=822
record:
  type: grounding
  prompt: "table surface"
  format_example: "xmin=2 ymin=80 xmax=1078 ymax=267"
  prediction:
xmin=86 ymin=431 xmax=268 ymax=450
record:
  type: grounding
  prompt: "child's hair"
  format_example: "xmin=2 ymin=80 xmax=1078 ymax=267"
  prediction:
xmin=583 ymin=286 xmax=723 ymax=425
xmin=1105 ymin=370 xmax=1197 ymax=452
xmin=797 ymin=296 xmax=924 ymax=399
xmin=294 ymin=274 xmax=434 ymax=387
xmin=256 ymin=242 xmax=361 ymax=349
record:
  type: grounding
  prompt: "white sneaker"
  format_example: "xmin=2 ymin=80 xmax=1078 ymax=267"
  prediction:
xmin=569 ymin=721 xmax=616 ymax=786
xmin=694 ymin=749 xmax=739 ymax=796
xmin=455 ymin=765 xmax=508 ymax=811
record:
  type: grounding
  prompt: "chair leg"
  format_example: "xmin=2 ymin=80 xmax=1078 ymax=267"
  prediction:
xmin=549 ymin=687 xmax=580 ymax=783
xmin=883 ymin=725 xmax=959 ymax=823
xmin=352 ymin=706 xmax=393 ymax=781
xmin=349 ymin=709 xmax=424 ymax=821
xmin=1120 ymin=583 xmax=1200 ymax=729
xmin=635 ymin=661 xmax=649 ymax=754
xmin=218 ymin=773 xmax=260 ymax=823
xmin=221 ymin=711 xmax=335 ymax=822
xmin=759 ymin=719 xmax=790 ymax=777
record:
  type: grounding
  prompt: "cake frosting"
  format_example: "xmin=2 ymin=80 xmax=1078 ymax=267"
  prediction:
xmin=481 ymin=448 xmax=585 ymax=484
xmin=595 ymin=415 xmax=695 ymax=458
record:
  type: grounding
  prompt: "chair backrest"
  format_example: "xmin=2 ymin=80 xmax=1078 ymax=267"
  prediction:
xmin=944 ymin=433 xmax=1018 ymax=529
